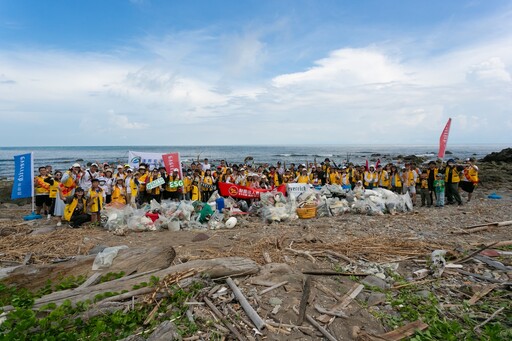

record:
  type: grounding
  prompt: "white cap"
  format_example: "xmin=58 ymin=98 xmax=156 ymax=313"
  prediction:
xmin=72 ymin=163 xmax=81 ymax=168
xmin=173 ymin=168 xmax=179 ymax=172
xmin=370 ymin=164 xmax=375 ymax=168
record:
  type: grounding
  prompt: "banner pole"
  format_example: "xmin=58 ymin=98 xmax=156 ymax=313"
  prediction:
xmin=31 ymin=152 xmax=35 ymax=213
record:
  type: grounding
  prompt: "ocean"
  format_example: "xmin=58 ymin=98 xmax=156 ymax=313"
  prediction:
xmin=0 ymin=144 xmax=507 ymax=179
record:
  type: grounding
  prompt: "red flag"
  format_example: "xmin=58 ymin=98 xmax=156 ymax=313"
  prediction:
xmin=162 ymin=152 xmax=182 ymax=179
xmin=365 ymin=159 xmax=369 ymax=172
xmin=438 ymin=118 xmax=452 ymax=159
xmin=375 ymin=159 xmax=381 ymax=169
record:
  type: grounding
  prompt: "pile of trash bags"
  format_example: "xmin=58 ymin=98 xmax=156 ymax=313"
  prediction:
xmin=100 ymin=186 xmax=414 ymax=232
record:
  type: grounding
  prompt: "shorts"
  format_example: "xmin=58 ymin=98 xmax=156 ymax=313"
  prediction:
xmin=35 ymin=195 xmax=52 ymax=207
xmin=405 ymin=185 xmax=416 ymax=194
xmin=459 ymin=181 xmax=475 ymax=193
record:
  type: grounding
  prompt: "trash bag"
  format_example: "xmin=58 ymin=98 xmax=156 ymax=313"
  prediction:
xmin=208 ymin=190 xmax=220 ymax=203
xmin=352 ymin=198 xmax=384 ymax=215
xmin=92 ymin=245 xmax=128 ymax=270
xmin=316 ymin=197 xmax=332 ymax=217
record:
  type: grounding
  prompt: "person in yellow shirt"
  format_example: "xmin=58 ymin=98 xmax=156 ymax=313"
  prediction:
xmin=182 ymin=169 xmax=193 ymax=200
xmin=146 ymin=168 xmax=163 ymax=203
xmin=364 ymin=165 xmax=378 ymax=189
xmin=460 ymin=158 xmax=479 ymax=202
xmin=87 ymin=178 xmax=104 ymax=225
xmin=389 ymin=166 xmax=402 ymax=194
xmin=295 ymin=168 xmax=310 ymax=184
xmin=34 ymin=166 xmax=52 ymax=216
xmin=201 ymin=169 xmax=215 ymax=202
xmin=137 ymin=165 xmax=149 ymax=204
xmin=377 ymin=165 xmax=390 ymax=189
xmin=164 ymin=168 xmax=181 ymax=201
xmin=111 ymin=178 xmax=127 ymax=206
xmin=419 ymin=171 xmax=432 ymax=207
xmin=64 ymin=187 xmax=90 ymax=227
xmin=444 ymin=159 xmax=462 ymax=205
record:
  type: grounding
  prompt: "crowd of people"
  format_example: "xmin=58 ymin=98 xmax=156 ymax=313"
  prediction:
xmin=33 ymin=156 xmax=479 ymax=227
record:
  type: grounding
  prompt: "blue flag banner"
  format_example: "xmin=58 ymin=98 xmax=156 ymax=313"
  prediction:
xmin=11 ymin=153 xmax=33 ymax=199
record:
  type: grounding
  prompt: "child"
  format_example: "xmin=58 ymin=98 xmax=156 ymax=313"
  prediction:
xmin=87 ymin=178 xmax=104 ymax=224
xmin=433 ymin=173 xmax=445 ymax=207
xmin=111 ymin=177 xmax=127 ymax=206
xmin=420 ymin=172 xmax=432 ymax=207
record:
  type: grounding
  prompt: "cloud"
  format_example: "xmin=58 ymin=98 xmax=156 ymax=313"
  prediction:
xmin=107 ymin=110 xmax=149 ymax=130
xmin=466 ymin=57 xmax=511 ymax=83
xmin=0 ymin=74 xmax=16 ymax=85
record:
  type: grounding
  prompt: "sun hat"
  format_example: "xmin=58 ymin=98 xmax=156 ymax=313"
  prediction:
xmin=91 ymin=163 xmax=99 ymax=167
xmin=72 ymin=163 xmax=81 ymax=168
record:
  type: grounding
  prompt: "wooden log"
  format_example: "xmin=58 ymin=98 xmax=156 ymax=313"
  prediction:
xmin=77 ymin=272 xmax=102 ymax=289
xmin=226 ymin=277 xmax=266 ymax=331
xmin=203 ymin=297 xmax=247 ymax=341
xmin=2 ymin=257 xmax=259 ymax=312
xmin=468 ymin=284 xmax=499 ymax=305
xmin=463 ymin=220 xmax=512 ymax=229
xmin=293 ymin=306 xmax=338 ymax=341
xmin=376 ymin=319 xmax=428 ymax=341
xmin=297 ymin=276 xmax=312 ymax=325
xmin=0 ymin=246 xmax=176 ymax=291
xmin=260 ymin=281 xmax=288 ymax=295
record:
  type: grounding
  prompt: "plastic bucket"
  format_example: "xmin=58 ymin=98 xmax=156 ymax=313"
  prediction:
xmin=215 ymin=197 xmax=225 ymax=212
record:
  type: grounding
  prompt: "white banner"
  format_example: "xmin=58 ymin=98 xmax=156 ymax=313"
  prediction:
xmin=128 ymin=151 xmax=165 ymax=170
xmin=286 ymin=183 xmax=311 ymax=199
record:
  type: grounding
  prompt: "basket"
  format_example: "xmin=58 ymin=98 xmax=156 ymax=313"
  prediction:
xmin=296 ymin=206 xmax=317 ymax=219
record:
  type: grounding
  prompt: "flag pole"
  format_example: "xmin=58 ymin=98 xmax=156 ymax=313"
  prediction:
xmin=31 ymin=151 xmax=35 ymax=214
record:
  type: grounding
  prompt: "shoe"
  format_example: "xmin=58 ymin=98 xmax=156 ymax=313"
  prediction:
xmin=56 ymin=222 xmax=62 ymax=227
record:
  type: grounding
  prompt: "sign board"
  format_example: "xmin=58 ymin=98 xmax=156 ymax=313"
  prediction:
xmin=146 ymin=177 xmax=165 ymax=190
xmin=286 ymin=183 xmax=310 ymax=199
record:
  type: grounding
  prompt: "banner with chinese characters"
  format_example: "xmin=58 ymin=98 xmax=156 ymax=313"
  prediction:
xmin=128 ymin=151 xmax=164 ymax=170
xmin=218 ymin=182 xmax=286 ymax=199
xmin=162 ymin=152 xmax=182 ymax=179
xmin=11 ymin=153 xmax=33 ymax=199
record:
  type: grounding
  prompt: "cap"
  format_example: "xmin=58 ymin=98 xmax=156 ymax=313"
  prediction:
xmin=325 ymin=158 xmax=330 ymax=162
xmin=127 ymin=168 xmax=133 ymax=172
xmin=437 ymin=173 xmax=444 ymax=177
xmin=139 ymin=165 xmax=146 ymax=170
xmin=75 ymin=187 xmax=84 ymax=192
xmin=105 ymin=168 xmax=113 ymax=173
xmin=124 ymin=164 xmax=130 ymax=168
xmin=370 ymin=164 xmax=375 ymax=168
xmin=91 ymin=163 xmax=98 ymax=167
xmin=447 ymin=159 xmax=455 ymax=164
xmin=72 ymin=163 xmax=81 ymax=168
xmin=91 ymin=178 xmax=100 ymax=182
xmin=116 ymin=177 xmax=124 ymax=181
xmin=117 ymin=165 xmax=123 ymax=169
xmin=173 ymin=168 xmax=179 ymax=172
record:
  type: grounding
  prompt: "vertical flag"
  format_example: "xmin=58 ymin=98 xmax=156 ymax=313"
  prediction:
xmin=162 ymin=152 xmax=182 ymax=179
xmin=11 ymin=152 xmax=33 ymax=199
xmin=438 ymin=118 xmax=452 ymax=159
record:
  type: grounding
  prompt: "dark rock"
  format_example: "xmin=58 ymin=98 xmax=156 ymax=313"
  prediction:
xmin=445 ymin=150 xmax=453 ymax=155
xmin=362 ymin=275 xmax=389 ymax=290
xmin=192 ymin=232 xmax=210 ymax=242
xmin=481 ymin=148 xmax=512 ymax=163
xmin=367 ymin=292 xmax=387 ymax=306
xmin=371 ymin=153 xmax=381 ymax=157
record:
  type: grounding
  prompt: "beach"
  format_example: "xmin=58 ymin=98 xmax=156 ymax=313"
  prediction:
xmin=0 ymin=154 xmax=511 ymax=340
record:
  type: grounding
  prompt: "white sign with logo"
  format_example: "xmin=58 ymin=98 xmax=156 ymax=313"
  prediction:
xmin=286 ymin=183 xmax=310 ymax=199
xmin=128 ymin=151 xmax=165 ymax=170
xmin=146 ymin=177 xmax=165 ymax=190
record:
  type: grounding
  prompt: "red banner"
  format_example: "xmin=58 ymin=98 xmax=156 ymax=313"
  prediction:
xmin=438 ymin=118 xmax=452 ymax=159
xmin=218 ymin=182 xmax=286 ymax=199
xmin=162 ymin=152 xmax=182 ymax=179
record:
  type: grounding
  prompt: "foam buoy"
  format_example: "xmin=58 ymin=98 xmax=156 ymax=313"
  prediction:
xmin=225 ymin=217 xmax=237 ymax=229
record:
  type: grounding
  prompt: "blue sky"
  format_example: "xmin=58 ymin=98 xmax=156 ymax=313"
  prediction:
xmin=0 ymin=0 xmax=511 ymax=146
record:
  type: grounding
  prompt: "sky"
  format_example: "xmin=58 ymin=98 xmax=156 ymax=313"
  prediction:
xmin=0 ymin=0 xmax=511 ymax=146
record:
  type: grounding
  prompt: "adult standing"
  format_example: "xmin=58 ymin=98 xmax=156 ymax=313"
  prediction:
xmin=34 ymin=166 xmax=51 ymax=216
xmin=60 ymin=163 xmax=81 ymax=197
xmin=460 ymin=158 xmax=479 ymax=202
xmin=444 ymin=159 xmax=463 ymax=205
xmin=79 ymin=163 xmax=99 ymax=192
xmin=426 ymin=161 xmax=438 ymax=204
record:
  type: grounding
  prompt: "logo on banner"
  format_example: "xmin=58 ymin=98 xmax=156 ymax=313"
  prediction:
xmin=130 ymin=156 xmax=141 ymax=165
xmin=228 ymin=186 xmax=238 ymax=196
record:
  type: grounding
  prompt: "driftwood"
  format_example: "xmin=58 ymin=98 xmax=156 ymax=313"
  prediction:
xmin=293 ymin=306 xmax=338 ymax=341
xmin=454 ymin=269 xmax=509 ymax=284
xmin=473 ymin=307 xmax=505 ymax=331
xmin=260 ymin=281 xmax=288 ymax=295
xmin=376 ymin=319 xmax=428 ymax=341
xmin=203 ymin=297 xmax=246 ymax=341
xmin=226 ymin=277 xmax=266 ymax=331
xmin=0 ymin=246 xmax=176 ymax=291
xmin=468 ymin=284 xmax=499 ymax=305
xmin=297 ymin=276 xmax=312 ymax=325
xmin=463 ymin=220 xmax=512 ymax=229
xmin=2 ymin=257 xmax=259 ymax=313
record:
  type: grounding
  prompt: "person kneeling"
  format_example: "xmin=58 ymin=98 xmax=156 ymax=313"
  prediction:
xmin=63 ymin=187 xmax=90 ymax=228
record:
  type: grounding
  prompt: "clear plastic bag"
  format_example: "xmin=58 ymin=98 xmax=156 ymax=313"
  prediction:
xmin=92 ymin=245 xmax=128 ymax=270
